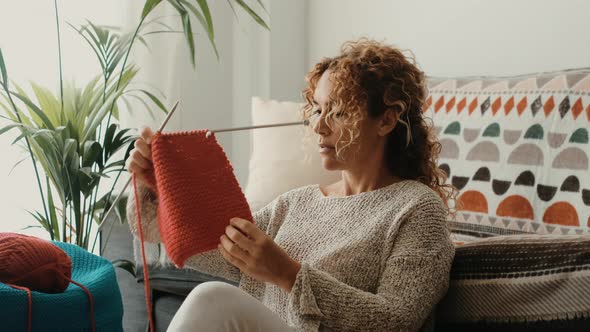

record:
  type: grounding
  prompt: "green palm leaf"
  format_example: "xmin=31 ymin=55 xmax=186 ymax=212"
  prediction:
xmin=233 ymin=0 xmax=269 ymax=30
xmin=46 ymin=177 xmax=60 ymax=240
xmin=0 ymin=49 xmax=7 ymax=88
xmin=30 ymin=82 xmax=61 ymax=126
xmin=167 ymin=0 xmax=197 ymax=67
xmin=142 ymin=0 xmax=163 ymax=19
xmin=179 ymin=0 xmax=219 ymax=59
xmin=11 ymin=91 xmax=56 ymax=130
xmin=82 ymin=89 xmax=122 ymax=143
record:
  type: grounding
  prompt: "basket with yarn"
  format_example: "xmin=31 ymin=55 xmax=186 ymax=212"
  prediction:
xmin=0 ymin=232 xmax=123 ymax=331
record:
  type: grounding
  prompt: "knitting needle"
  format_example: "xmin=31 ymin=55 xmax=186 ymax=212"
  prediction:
xmin=98 ymin=100 xmax=180 ymax=254
xmin=205 ymin=120 xmax=310 ymax=137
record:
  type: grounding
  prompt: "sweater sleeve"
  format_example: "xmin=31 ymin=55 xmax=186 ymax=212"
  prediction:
xmin=181 ymin=197 xmax=277 ymax=282
xmin=286 ymin=193 xmax=455 ymax=331
xmin=126 ymin=181 xmax=279 ymax=283
xmin=126 ymin=180 xmax=161 ymax=243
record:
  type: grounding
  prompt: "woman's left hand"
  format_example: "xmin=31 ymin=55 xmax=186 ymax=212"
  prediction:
xmin=219 ymin=217 xmax=301 ymax=292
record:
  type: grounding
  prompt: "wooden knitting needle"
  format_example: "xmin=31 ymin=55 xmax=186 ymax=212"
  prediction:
xmin=98 ymin=100 xmax=180 ymax=254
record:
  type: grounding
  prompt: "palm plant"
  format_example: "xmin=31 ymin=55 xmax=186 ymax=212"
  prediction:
xmin=0 ymin=0 xmax=268 ymax=253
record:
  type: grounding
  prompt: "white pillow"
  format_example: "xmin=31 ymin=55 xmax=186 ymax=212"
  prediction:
xmin=244 ymin=97 xmax=341 ymax=211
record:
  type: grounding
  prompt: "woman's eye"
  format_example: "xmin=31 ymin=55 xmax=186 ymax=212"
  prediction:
xmin=312 ymin=109 xmax=321 ymax=116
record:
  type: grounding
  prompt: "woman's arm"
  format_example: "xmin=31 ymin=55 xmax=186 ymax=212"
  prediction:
xmin=181 ymin=198 xmax=277 ymax=282
xmin=126 ymin=181 xmax=161 ymax=243
xmin=287 ymin=194 xmax=455 ymax=331
xmin=126 ymin=182 xmax=278 ymax=282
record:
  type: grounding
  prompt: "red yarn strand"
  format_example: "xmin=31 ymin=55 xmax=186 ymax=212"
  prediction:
xmin=6 ymin=284 xmax=32 ymax=332
xmin=67 ymin=278 xmax=96 ymax=332
xmin=133 ymin=174 xmax=155 ymax=332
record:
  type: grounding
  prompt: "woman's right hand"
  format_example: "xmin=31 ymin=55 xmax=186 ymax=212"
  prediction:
xmin=126 ymin=126 xmax=157 ymax=192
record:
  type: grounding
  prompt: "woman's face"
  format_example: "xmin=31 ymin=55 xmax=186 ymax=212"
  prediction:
xmin=311 ymin=71 xmax=389 ymax=171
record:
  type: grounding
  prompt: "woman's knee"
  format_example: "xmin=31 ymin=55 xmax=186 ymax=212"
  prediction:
xmin=184 ymin=281 xmax=241 ymax=312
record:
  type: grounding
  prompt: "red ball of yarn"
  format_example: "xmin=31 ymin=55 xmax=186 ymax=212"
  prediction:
xmin=0 ymin=232 xmax=72 ymax=293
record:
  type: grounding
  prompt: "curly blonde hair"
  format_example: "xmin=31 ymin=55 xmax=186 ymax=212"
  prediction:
xmin=302 ymin=39 xmax=457 ymax=210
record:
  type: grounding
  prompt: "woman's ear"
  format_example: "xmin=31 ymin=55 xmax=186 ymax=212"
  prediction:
xmin=377 ymin=109 xmax=399 ymax=136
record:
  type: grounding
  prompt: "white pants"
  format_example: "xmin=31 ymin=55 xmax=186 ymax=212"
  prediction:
xmin=167 ymin=281 xmax=294 ymax=332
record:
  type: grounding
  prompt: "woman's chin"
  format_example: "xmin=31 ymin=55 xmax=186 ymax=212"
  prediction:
xmin=320 ymin=158 xmax=342 ymax=171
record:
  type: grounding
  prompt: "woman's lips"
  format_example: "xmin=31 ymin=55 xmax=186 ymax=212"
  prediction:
xmin=319 ymin=143 xmax=335 ymax=154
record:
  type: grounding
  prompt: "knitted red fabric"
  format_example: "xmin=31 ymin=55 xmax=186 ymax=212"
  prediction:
xmin=0 ymin=232 xmax=71 ymax=293
xmin=150 ymin=130 xmax=253 ymax=267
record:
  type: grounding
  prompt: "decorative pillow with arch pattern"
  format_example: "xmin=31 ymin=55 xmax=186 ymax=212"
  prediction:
xmin=425 ymin=68 xmax=590 ymax=237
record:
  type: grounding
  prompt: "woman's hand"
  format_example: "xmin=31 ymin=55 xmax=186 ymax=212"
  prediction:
xmin=126 ymin=126 xmax=157 ymax=192
xmin=219 ymin=217 xmax=301 ymax=293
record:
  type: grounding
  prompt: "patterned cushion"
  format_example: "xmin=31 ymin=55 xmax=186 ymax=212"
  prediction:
xmin=426 ymin=69 xmax=590 ymax=237
xmin=436 ymin=234 xmax=590 ymax=331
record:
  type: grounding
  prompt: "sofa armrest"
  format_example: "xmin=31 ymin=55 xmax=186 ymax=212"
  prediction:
xmin=436 ymin=234 xmax=590 ymax=331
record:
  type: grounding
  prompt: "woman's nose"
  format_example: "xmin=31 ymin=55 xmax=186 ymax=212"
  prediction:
xmin=312 ymin=115 xmax=330 ymax=136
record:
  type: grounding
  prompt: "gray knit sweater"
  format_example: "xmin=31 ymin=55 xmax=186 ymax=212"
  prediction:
xmin=127 ymin=179 xmax=455 ymax=331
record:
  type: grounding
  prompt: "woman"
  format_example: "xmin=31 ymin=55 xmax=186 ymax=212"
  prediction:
xmin=127 ymin=39 xmax=456 ymax=332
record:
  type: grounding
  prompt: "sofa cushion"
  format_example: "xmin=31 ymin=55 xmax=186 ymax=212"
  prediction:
xmin=436 ymin=234 xmax=590 ymax=331
xmin=136 ymin=266 xmax=236 ymax=297
xmin=426 ymin=69 xmax=590 ymax=237
xmin=244 ymin=97 xmax=341 ymax=211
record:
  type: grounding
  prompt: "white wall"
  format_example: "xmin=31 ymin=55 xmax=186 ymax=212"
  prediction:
xmin=306 ymin=0 xmax=590 ymax=76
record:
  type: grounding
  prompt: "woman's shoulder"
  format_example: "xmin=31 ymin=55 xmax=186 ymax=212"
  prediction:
xmin=379 ymin=180 xmax=448 ymax=223
xmin=276 ymin=184 xmax=319 ymax=202
xmin=404 ymin=180 xmax=443 ymax=200
xmin=382 ymin=179 xmax=443 ymax=204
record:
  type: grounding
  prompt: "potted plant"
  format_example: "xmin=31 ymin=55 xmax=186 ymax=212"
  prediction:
xmin=0 ymin=0 xmax=268 ymax=257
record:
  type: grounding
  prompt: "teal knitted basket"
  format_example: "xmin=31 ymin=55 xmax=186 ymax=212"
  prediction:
xmin=0 ymin=241 xmax=123 ymax=331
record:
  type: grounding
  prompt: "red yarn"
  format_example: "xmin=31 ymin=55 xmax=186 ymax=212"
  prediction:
xmin=133 ymin=173 xmax=155 ymax=332
xmin=0 ymin=233 xmax=96 ymax=332
xmin=0 ymin=232 xmax=71 ymax=293
xmin=133 ymin=130 xmax=254 ymax=331
xmin=68 ymin=278 xmax=96 ymax=332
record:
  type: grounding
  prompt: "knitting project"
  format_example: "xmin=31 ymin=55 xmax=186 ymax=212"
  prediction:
xmin=149 ymin=130 xmax=253 ymax=267
xmin=132 ymin=129 xmax=253 ymax=331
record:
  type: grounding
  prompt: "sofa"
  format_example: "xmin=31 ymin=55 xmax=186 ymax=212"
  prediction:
xmin=109 ymin=68 xmax=590 ymax=331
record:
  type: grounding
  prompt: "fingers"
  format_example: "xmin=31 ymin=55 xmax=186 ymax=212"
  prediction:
xmin=218 ymin=241 xmax=246 ymax=269
xmin=126 ymin=126 xmax=154 ymax=173
xmin=126 ymin=145 xmax=154 ymax=189
xmin=126 ymin=160 xmax=141 ymax=174
xmin=134 ymin=138 xmax=152 ymax=161
xmin=126 ymin=128 xmax=156 ymax=191
xmin=127 ymin=161 xmax=149 ymax=180
xmin=219 ymin=234 xmax=248 ymax=263
xmin=130 ymin=149 xmax=151 ymax=170
xmin=229 ymin=218 xmax=258 ymax=239
xmin=140 ymin=126 xmax=154 ymax=144
xmin=225 ymin=225 xmax=254 ymax=252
